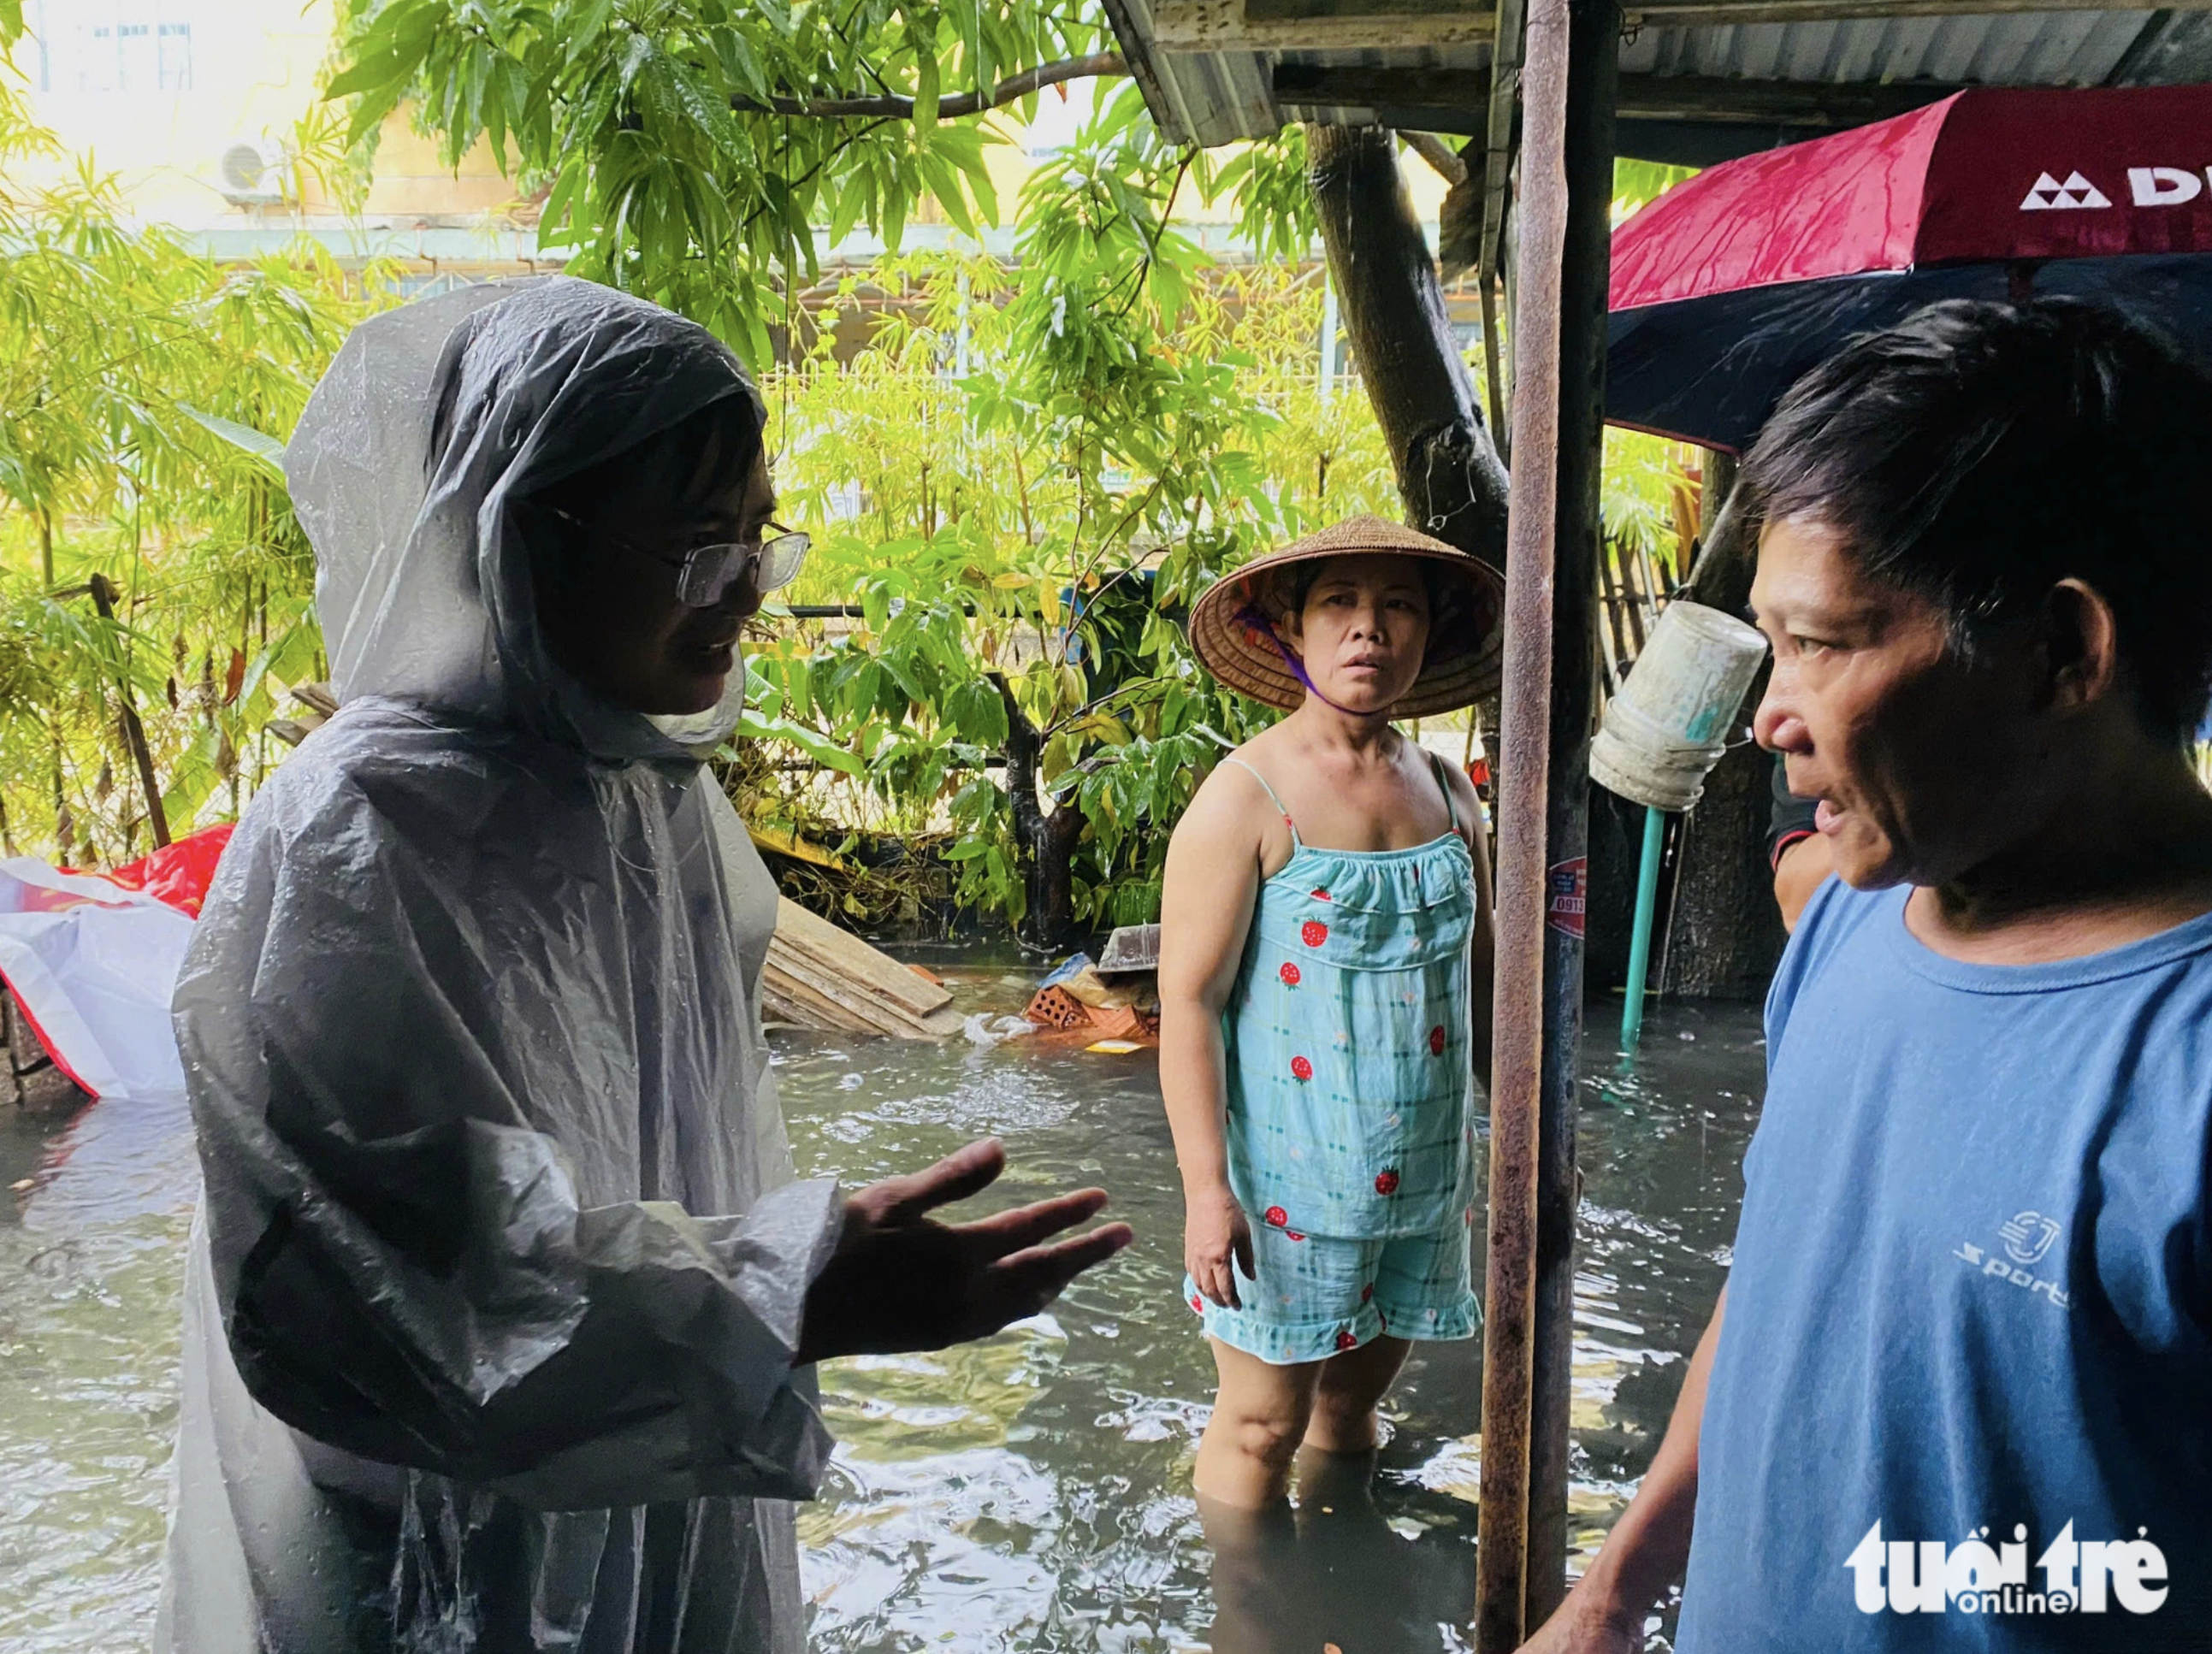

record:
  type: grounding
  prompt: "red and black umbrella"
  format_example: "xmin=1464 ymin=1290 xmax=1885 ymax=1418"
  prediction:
xmin=1606 ymin=84 xmax=2212 ymax=452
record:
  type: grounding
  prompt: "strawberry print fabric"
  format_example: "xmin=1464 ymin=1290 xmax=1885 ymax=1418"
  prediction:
xmin=1215 ymin=758 xmax=1480 ymax=1242
xmin=1185 ymin=1216 xmax=1479 ymax=1365
xmin=1180 ymin=754 xmax=1484 ymax=1366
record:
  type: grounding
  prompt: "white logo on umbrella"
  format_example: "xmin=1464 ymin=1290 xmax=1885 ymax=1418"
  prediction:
xmin=2020 ymin=170 xmax=2113 ymax=211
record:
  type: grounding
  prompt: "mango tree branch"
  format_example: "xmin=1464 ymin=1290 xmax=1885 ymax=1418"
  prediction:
xmin=731 ymin=51 xmax=1127 ymax=121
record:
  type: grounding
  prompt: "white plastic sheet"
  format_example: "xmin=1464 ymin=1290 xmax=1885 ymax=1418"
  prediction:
xmin=160 ymin=277 xmax=843 ymax=1653
xmin=0 ymin=855 xmax=194 ymax=1097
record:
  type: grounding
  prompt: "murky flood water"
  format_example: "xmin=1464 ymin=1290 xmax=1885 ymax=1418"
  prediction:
xmin=0 ymin=956 xmax=1765 ymax=1651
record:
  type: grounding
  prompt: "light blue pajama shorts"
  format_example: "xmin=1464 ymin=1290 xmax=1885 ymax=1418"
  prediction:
xmin=1185 ymin=1207 xmax=1479 ymax=1366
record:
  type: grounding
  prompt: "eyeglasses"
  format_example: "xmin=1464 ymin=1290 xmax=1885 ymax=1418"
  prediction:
xmin=537 ymin=504 xmax=812 ymax=608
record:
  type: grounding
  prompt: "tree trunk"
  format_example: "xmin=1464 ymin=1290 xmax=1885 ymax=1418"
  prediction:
xmin=995 ymin=676 xmax=1085 ymax=950
xmin=88 ymin=574 xmax=170 ymax=851
xmin=1659 ymin=452 xmax=1783 ymax=999
xmin=1306 ymin=124 xmax=1511 ymax=564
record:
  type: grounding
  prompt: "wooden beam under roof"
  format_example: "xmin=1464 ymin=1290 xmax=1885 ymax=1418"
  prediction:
xmin=1152 ymin=0 xmax=1494 ymax=48
xmin=1274 ymin=63 xmax=1972 ymax=130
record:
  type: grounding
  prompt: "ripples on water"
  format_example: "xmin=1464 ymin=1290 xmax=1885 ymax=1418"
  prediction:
xmin=0 ymin=956 xmax=1765 ymax=1651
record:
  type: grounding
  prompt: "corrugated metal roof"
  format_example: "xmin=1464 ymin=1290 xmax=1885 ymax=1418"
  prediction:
xmin=1104 ymin=1 xmax=2212 ymax=152
xmin=1621 ymin=9 xmax=2153 ymax=86
xmin=1104 ymin=0 xmax=1282 ymax=145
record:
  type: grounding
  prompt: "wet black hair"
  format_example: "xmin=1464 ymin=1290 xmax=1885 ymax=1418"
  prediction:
xmin=1737 ymin=298 xmax=2212 ymax=743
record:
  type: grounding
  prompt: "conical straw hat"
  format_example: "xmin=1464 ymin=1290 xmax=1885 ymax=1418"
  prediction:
xmin=1186 ymin=515 xmax=1505 ymax=716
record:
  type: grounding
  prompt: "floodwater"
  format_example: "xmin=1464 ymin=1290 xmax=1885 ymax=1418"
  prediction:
xmin=0 ymin=959 xmax=1765 ymax=1652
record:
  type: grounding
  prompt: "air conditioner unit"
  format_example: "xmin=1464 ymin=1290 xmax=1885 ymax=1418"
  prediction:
xmin=216 ymin=139 xmax=291 ymax=206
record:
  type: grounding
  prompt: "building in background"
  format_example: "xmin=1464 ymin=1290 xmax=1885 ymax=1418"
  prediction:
xmin=14 ymin=0 xmax=547 ymax=287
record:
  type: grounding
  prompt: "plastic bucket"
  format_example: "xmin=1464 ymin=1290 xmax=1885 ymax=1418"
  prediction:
xmin=1589 ymin=600 xmax=1769 ymax=811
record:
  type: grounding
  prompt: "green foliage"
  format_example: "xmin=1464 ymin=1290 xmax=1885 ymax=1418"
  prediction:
xmin=321 ymin=0 xmax=1109 ymax=369
xmin=1612 ymin=158 xmax=1699 ymax=223
xmin=0 ymin=6 xmax=1706 ymax=936
xmin=737 ymin=223 xmax=1399 ymax=930
xmin=0 ymin=79 xmax=387 ymax=863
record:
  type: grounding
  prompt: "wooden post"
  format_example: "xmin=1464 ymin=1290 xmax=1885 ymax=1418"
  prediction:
xmin=1477 ymin=0 xmax=1527 ymax=457
xmin=87 ymin=574 xmax=170 ymax=851
xmin=1526 ymin=0 xmax=1618 ymax=1627
xmin=1475 ymin=0 xmax=1616 ymax=1641
xmin=1473 ymin=0 xmax=1572 ymax=1636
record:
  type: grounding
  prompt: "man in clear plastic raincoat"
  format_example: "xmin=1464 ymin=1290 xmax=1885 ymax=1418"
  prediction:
xmin=158 ymin=277 xmax=1128 ymax=1652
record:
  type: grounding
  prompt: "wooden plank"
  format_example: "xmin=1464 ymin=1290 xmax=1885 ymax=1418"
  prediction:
xmin=774 ymin=897 xmax=950 ymax=1014
xmin=1595 ymin=555 xmax=1629 ymax=692
xmin=760 ymin=911 xmax=960 ymax=1039
xmin=748 ymin=822 xmax=849 ymax=871
xmin=910 ymin=1004 xmax=967 ymax=1038
xmin=772 ymin=897 xmax=951 ymax=1017
xmin=1155 ymin=0 xmax=1494 ymax=48
xmin=768 ymin=943 xmax=939 ymax=1035
xmin=1274 ymin=66 xmax=1967 ymax=132
xmin=1635 ymin=538 xmax=1667 ymax=639
xmin=764 ymin=955 xmax=962 ymax=1040
xmin=1621 ymin=546 xmax=1652 ymax=659
xmin=762 ymin=975 xmax=861 ymax=1032
xmin=762 ymin=962 xmax=874 ymax=1032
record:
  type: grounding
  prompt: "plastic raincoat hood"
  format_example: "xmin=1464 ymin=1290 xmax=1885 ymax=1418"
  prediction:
xmin=159 ymin=277 xmax=842 ymax=1653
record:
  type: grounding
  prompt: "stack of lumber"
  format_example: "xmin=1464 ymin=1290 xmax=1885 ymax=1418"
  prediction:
xmin=762 ymin=896 xmax=963 ymax=1040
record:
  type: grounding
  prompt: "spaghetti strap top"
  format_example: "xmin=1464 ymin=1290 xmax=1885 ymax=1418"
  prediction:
xmin=1219 ymin=749 xmax=1460 ymax=853
xmin=1212 ymin=747 xmax=1477 ymax=1240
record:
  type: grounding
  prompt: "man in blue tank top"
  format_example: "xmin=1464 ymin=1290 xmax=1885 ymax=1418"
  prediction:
xmin=1526 ymin=299 xmax=2212 ymax=1652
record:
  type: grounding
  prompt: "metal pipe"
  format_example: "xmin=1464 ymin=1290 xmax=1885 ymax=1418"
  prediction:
xmin=1621 ymin=804 xmax=1665 ymax=1049
xmin=1472 ymin=0 xmax=1573 ymax=1639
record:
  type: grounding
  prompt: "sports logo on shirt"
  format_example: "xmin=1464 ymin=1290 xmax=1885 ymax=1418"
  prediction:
xmin=1999 ymin=1210 xmax=2060 ymax=1266
xmin=1954 ymin=1210 xmax=2068 ymax=1311
xmin=1845 ymin=1521 xmax=2168 ymax=1616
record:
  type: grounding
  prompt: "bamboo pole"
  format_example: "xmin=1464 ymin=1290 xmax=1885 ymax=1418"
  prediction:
xmin=1473 ymin=0 xmax=1573 ymax=1637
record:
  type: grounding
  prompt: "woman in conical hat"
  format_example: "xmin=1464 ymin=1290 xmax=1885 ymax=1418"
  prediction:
xmin=1159 ymin=514 xmax=1503 ymax=1514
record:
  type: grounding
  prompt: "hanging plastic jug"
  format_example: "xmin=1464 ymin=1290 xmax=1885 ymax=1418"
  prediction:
xmin=1589 ymin=600 xmax=1769 ymax=811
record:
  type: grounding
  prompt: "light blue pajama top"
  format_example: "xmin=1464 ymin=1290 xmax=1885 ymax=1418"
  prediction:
xmin=1218 ymin=753 xmax=1479 ymax=1242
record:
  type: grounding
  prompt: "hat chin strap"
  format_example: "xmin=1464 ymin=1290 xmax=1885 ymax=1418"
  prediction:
xmin=1233 ymin=604 xmax=1386 ymax=718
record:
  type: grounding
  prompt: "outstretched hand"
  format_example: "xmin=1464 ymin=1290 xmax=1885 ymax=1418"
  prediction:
xmin=795 ymin=1138 xmax=1133 ymax=1364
